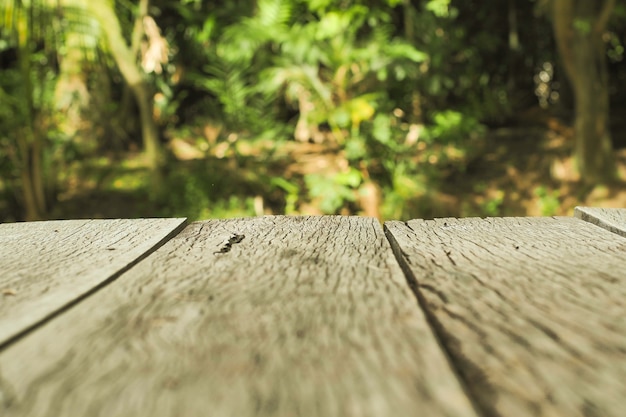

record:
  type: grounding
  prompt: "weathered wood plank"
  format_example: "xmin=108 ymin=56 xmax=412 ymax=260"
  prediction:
xmin=574 ymin=206 xmax=626 ymax=237
xmin=0 ymin=218 xmax=187 ymax=347
xmin=0 ymin=216 xmax=478 ymax=417
xmin=385 ymin=217 xmax=626 ymax=417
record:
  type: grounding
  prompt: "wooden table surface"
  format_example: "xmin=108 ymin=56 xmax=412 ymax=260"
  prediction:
xmin=0 ymin=207 xmax=625 ymax=417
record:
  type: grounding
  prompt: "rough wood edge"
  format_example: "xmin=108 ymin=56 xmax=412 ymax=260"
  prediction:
xmin=0 ymin=218 xmax=188 ymax=350
xmin=574 ymin=206 xmax=626 ymax=238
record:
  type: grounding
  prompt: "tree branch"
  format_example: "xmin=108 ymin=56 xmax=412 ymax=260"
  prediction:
xmin=131 ymin=0 xmax=149 ymax=58
xmin=552 ymin=0 xmax=577 ymax=85
xmin=595 ymin=0 xmax=615 ymax=33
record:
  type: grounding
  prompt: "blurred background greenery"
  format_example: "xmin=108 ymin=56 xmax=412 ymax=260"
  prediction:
xmin=0 ymin=0 xmax=625 ymax=222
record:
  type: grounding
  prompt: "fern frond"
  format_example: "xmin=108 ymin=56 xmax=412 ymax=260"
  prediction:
xmin=257 ymin=0 xmax=292 ymax=28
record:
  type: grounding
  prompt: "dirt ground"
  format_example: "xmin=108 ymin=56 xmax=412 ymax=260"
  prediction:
xmin=437 ymin=116 xmax=626 ymax=218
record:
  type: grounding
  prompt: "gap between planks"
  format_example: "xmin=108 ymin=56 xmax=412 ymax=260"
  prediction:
xmin=0 ymin=218 xmax=188 ymax=351
xmin=382 ymin=221 xmax=495 ymax=417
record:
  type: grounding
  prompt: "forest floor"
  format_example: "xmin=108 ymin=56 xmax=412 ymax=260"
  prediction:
xmin=48 ymin=110 xmax=626 ymax=222
xmin=440 ymin=124 xmax=626 ymax=218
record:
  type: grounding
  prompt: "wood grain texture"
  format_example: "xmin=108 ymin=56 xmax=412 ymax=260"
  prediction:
xmin=0 ymin=216 xmax=478 ymax=417
xmin=574 ymin=206 xmax=626 ymax=237
xmin=0 ymin=218 xmax=187 ymax=347
xmin=385 ymin=217 xmax=626 ymax=417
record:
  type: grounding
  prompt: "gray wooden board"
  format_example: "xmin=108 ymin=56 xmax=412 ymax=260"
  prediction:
xmin=0 ymin=216 xmax=478 ymax=417
xmin=385 ymin=217 xmax=626 ymax=417
xmin=0 ymin=218 xmax=187 ymax=347
xmin=574 ymin=206 xmax=626 ymax=238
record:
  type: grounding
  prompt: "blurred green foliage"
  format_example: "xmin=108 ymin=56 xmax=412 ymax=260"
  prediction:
xmin=534 ymin=186 xmax=560 ymax=216
xmin=0 ymin=0 xmax=624 ymax=221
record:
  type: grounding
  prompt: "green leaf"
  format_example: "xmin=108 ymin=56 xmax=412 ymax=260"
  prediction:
xmin=345 ymin=136 xmax=367 ymax=160
xmin=271 ymin=177 xmax=299 ymax=195
xmin=393 ymin=170 xmax=427 ymax=199
xmin=573 ymin=18 xmax=592 ymax=35
xmin=305 ymin=173 xmax=355 ymax=214
xmin=257 ymin=0 xmax=292 ymax=27
xmin=426 ymin=0 xmax=451 ymax=17
xmin=372 ymin=114 xmax=391 ymax=144
xmin=348 ymin=97 xmax=375 ymax=127
xmin=386 ymin=42 xmax=428 ymax=62
xmin=306 ymin=0 xmax=334 ymax=13
xmin=316 ymin=12 xmax=343 ymax=39
xmin=198 ymin=16 xmax=216 ymax=43
xmin=330 ymin=107 xmax=351 ymax=129
xmin=334 ymin=168 xmax=362 ymax=188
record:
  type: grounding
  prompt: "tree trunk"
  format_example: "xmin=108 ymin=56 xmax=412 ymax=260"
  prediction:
xmin=552 ymin=0 xmax=616 ymax=183
xmin=54 ymin=32 xmax=89 ymax=139
xmin=17 ymin=16 xmax=46 ymax=220
xmin=87 ymin=0 xmax=165 ymax=197
xmin=402 ymin=0 xmax=423 ymax=123
xmin=19 ymin=141 xmax=42 ymax=221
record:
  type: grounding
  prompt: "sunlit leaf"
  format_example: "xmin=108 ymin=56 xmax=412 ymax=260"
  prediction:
xmin=345 ymin=136 xmax=367 ymax=160
xmin=335 ymin=168 xmax=362 ymax=188
xmin=372 ymin=114 xmax=391 ymax=144
xmin=330 ymin=107 xmax=350 ymax=128
xmin=305 ymin=173 xmax=356 ymax=214
xmin=348 ymin=97 xmax=375 ymax=127
xmin=426 ymin=0 xmax=451 ymax=17
xmin=386 ymin=41 xmax=428 ymax=62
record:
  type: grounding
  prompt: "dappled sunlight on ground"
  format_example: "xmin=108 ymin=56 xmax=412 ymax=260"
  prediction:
xmin=45 ymin=116 xmax=626 ymax=221
xmin=437 ymin=122 xmax=626 ymax=219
